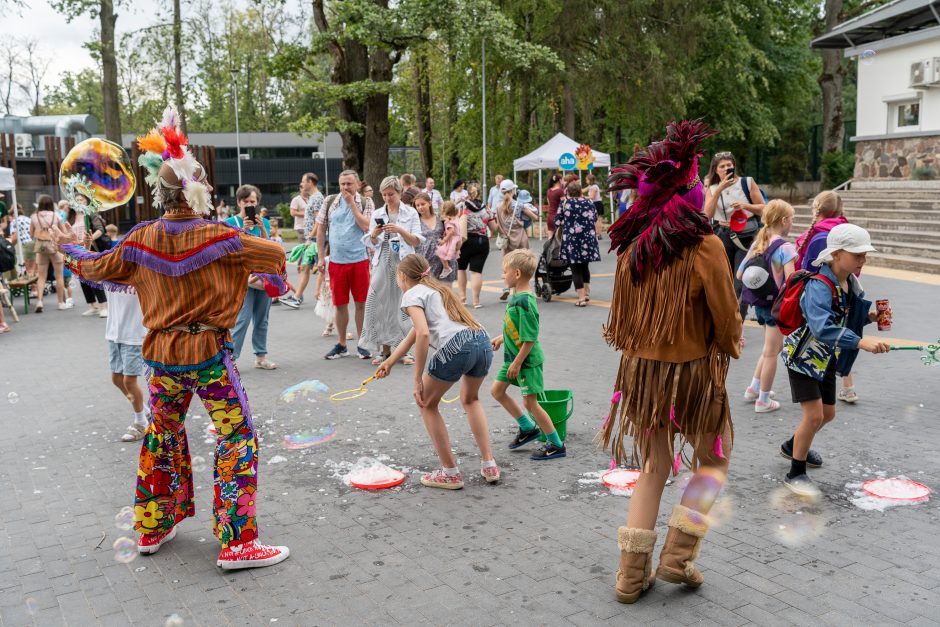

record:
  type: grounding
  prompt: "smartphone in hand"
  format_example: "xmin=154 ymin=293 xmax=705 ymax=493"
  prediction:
xmin=245 ymin=206 xmax=257 ymax=223
xmin=374 ymin=217 xmax=386 ymax=227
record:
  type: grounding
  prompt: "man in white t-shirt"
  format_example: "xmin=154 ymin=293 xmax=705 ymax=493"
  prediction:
xmin=289 ymin=174 xmax=313 ymax=239
xmin=422 ymin=177 xmax=444 ymax=214
xmin=106 ymin=289 xmax=149 ymax=442
xmin=282 ymin=172 xmax=323 ymax=307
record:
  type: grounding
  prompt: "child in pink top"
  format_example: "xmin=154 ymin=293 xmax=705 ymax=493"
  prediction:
xmin=435 ymin=201 xmax=460 ymax=279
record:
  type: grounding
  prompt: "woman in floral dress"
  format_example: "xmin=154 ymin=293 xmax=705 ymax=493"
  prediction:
xmin=412 ymin=192 xmax=450 ymax=280
xmin=556 ymin=180 xmax=601 ymax=306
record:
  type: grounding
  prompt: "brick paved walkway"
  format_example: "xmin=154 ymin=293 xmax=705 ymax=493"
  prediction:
xmin=2 ymin=244 xmax=939 ymax=626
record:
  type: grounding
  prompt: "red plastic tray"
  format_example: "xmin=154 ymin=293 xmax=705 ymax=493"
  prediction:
xmin=349 ymin=469 xmax=406 ymax=490
xmin=861 ymin=478 xmax=930 ymax=501
xmin=601 ymin=469 xmax=641 ymax=490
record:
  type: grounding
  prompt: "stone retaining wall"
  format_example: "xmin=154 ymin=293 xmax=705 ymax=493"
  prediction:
xmin=854 ymin=134 xmax=940 ymax=179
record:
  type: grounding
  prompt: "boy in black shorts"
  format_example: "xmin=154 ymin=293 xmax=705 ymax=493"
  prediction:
xmin=780 ymin=224 xmax=889 ymax=499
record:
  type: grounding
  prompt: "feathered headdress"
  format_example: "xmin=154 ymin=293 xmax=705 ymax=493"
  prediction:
xmin=606 ymin=119 xmax=719 ymax=283
xmin=136 ymin=106 xmax=210 ymax=215
xmin=64 ymin=173 xmax=102 ymax=215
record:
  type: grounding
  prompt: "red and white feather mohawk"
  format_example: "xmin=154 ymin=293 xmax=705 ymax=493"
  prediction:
xmin=136 ymin=106 xmax=211 ymax=215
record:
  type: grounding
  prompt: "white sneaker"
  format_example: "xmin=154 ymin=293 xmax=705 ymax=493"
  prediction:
xmin=98 ymin=308 xmax=109 ymax=318
xmin=66 ymin=297 xmax=73 ymax=307
xmin=754 ymin=399 xmax=781 ymax=413
xmin=217 ymin=540 xmax=290 ymax=570
xmin=57 ymin=303 xmax=69 ymax=310
xmin=82 ymin=308 xmax=99 ymax=317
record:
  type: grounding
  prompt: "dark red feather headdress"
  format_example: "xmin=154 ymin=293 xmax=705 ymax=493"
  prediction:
xmin=607 ymin=119 xmax=718 ymax=283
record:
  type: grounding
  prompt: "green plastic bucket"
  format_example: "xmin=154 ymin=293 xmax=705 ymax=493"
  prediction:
xmin=536 ymin=389 xmax=574 ymax=442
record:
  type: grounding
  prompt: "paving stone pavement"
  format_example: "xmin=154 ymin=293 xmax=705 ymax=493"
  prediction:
xmin=2 ymin=242 xmax=939 ymax=626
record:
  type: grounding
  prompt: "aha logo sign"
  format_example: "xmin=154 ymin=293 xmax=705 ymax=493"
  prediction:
xmin=558 ymin=152 xmax=577 ymax=170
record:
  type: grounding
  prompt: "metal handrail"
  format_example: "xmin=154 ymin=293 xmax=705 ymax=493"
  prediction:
xmin=832 ymin=178 xmax=853 ymax=191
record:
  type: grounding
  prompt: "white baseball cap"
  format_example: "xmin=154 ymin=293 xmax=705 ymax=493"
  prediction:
xmin=811 ymin=223 xmax=877 ymax=267
xmin=499 ymin=179 xmax=516 ymax=193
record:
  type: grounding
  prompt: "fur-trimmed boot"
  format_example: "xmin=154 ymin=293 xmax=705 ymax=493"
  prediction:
xmin=655 ymin=504 xmax=707 ymax=588
xmin=615 ymin=527 xmax=657 ymax=604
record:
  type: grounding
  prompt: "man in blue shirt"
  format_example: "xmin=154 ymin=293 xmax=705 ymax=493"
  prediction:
xmin=487 ymin=174 xmax=504 ymax=212
xmin=315 ymin=170 xmax=374 ymax=360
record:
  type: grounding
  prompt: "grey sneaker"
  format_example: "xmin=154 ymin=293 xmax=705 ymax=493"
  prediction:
xmin=783 ymin=473 xmax=821 ymax=501
xmin=278 ymin=295 xmax=300 ymax=309
xmin=325 ymin=344 xmax=349 ymax=360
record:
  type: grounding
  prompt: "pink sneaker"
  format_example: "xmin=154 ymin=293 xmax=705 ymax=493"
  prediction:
xmin=137 ymin=526 xmax=177 ymax=554
xmin=480 ymin=465 xmax=501 ymax=483
xmin=217 ymin=540 xmax=290 ymax=570
xmin=420 ymin=469 xmax=464 ymax=490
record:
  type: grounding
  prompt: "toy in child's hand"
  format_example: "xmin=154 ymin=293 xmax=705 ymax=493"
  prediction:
xmin=890 ymin=341 xmax=940 ymax=367
xmin=330 ymin=376 xmax=375 ymax=401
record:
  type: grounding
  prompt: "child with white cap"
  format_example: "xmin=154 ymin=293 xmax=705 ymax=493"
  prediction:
xmin=780 ymin=223 xmax=890 ymax=498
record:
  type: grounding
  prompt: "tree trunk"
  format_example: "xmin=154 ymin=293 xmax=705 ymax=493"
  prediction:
xmin=563 ymin=83 xmax=576 ymax=138
xmin=819 ymin=0 xmax=845 ymax=154
xmin=173 ymin=0 xmax=187 ymax=134
xmin=414 ymin=48 xmax=433 ymax=180
xmin=363 ymin=48 xmax=393 ymax=188
xmin=99 ymin=0 xmax=121 ymax=142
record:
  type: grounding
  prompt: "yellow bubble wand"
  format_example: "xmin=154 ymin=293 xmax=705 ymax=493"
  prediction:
xmin=330 ymin=375 xmax=376 ymax=401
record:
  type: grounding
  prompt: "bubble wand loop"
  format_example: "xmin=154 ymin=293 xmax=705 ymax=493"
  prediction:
xmin=330 ymin=375 xmax=376 ymax=401
xmin=889 ymin=340 xmax=940 ymax=367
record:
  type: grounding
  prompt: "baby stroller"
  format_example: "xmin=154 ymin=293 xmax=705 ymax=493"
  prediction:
xmin=533 ymin=230 xmax=572 ymax=302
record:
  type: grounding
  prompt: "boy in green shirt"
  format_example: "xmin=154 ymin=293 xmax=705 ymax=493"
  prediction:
xmin=490 ymin=249 xmax=566 ymax=460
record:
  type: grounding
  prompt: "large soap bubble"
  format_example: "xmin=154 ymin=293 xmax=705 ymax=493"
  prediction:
xmin=59 ymin=138 xmax=136 ymax=213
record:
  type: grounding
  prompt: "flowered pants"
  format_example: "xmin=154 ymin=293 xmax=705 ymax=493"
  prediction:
xmin=134 ymin=355 xmax=258 ymax=548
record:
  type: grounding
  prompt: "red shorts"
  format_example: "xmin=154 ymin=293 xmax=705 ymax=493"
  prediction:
xmin=329 ymin=259 xmax=370 ymax=306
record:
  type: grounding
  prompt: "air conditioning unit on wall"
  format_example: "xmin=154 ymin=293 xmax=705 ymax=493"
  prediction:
xmin=909 ymin=57 xmax=940 ymax=88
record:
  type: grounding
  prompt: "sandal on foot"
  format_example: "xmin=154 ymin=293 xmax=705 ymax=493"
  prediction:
xmin=402 ymin=355 xmax=415 ymax=366
xmin=371 ymin=353 xmax=391 ymax=366
xmin=575 ymin=300 xmax=588 ymax=307
xmin=121 ymin=423 xmax=147 ymax=442
xmin=254 ymin=358 xmax=278 ymax=370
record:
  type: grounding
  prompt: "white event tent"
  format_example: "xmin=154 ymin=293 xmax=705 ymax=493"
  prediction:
xmin=0 ymin=166 xmax=24 ymax=275
xmin=512 ymin=133 xmax=613 ymax=237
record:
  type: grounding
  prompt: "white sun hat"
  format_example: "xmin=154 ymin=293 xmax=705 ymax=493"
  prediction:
xmin=811 ymin=223 xmax=877 ymax=267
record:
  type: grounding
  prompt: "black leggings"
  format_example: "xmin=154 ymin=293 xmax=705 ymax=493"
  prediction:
xmin=716 ymin=227 xmax=749 ymax=319
xmin=80 ymin=281 xmax=107 ymax=304
xmin=570 ymin=262 xmax=591 ymax=290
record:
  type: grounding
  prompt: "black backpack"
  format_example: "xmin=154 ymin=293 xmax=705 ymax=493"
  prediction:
xmin=0 ymin=237 xmax=15 ymax=273
xmin=739 ymin=238 xmax=786 ymax=306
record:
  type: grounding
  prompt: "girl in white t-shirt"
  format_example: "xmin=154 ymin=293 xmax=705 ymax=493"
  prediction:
xmin=374 ymin=253 xmax=499 ymax=490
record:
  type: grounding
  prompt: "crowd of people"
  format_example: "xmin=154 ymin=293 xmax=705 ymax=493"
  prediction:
xmin=1 ymin=114 xmax=898 ymax=607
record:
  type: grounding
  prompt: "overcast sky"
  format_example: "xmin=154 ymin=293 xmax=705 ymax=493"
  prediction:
xmin=6 ymin=1 xmax=152 ymax=82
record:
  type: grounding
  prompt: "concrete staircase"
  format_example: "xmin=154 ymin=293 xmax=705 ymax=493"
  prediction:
xmin=793 ymin=187 xmax=940 ymax=274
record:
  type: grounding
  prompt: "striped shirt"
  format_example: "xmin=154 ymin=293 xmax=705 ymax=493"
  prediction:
xmin=63 ymin=213 xmax=286 ymax=370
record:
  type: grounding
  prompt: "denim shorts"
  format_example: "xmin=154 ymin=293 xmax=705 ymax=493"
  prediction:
xmin=427 ymin=331 xmax=493 ymax=383
xmin=755 ymin=305 xmax=776 ymax=327
xmin=109 ymin=341 xmax=146 ymax=376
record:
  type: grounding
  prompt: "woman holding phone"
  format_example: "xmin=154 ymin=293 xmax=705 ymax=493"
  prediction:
xmin=703 ymin=152 xmax=765 ymax=319
xmin=361 ymin=176 xmax=425 ymax=365
xmin=227 ymin=185 xmax=278 ymax=369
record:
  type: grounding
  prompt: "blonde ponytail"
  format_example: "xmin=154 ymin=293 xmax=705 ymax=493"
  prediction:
xmin=398 ymin=254 xmax=482 ymax=330
xmin=810 ymin=190 xmax=843 ymax=228
xmin=498 ymin=191 xmax=514 ymax=218
xmin=751 ymin=199 xmax=794 ymax=256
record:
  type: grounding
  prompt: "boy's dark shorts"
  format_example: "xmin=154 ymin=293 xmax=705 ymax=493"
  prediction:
xmin=787 ymin=364 xmax=837 ymax=405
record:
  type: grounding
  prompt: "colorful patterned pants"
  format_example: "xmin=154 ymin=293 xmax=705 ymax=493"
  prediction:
xmin=134 ymin=354 xmax=258 ymax=547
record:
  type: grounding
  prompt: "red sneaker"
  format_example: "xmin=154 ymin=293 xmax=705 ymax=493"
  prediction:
xmin=216 ymin=540 xmax=290 ymax=570
xmin=137 ymin=526 xmax=177 ymax=554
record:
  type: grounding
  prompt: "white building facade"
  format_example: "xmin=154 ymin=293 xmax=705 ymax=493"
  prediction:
xmin=812 ymin=0 xmax=940 ymax=180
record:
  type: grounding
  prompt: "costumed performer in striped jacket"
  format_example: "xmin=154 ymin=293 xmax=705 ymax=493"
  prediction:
xmin=54 ymin=107 xmax=291 ymax=570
